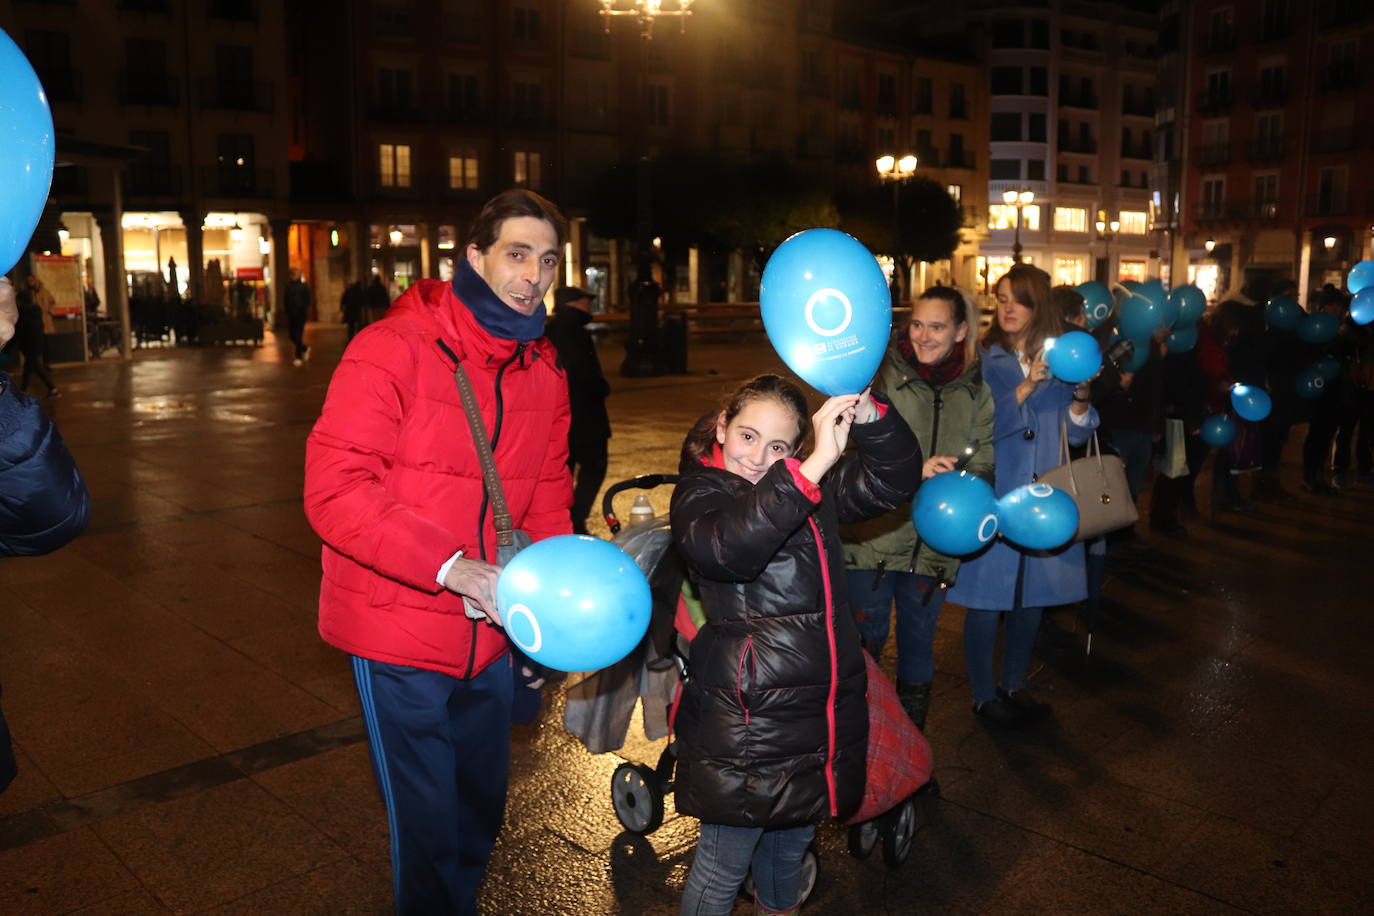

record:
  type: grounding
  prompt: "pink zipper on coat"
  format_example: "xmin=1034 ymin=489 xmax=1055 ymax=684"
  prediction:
xmin=736 ymin=635 xmax=754 ymax=725
xmin=807 ymin=516 xmax=840 ymax=817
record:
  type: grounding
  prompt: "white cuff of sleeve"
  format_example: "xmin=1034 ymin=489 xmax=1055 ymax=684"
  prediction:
xmin=436 ymin=549 xmax=464 ymax=586
xmin=1068 ymin=407 xmax=1093 ymax=427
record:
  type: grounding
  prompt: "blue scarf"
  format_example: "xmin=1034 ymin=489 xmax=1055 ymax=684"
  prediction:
xmin=451 ymin=258 xmax=546 ymax=341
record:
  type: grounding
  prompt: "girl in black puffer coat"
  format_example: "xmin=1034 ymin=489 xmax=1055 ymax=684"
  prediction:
xmin=670 ymin=375 xmax=921 ymax=916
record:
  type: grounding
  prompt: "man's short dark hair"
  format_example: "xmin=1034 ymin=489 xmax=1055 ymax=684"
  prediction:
xmin=466 ymin=189 xmax=568 ymax=253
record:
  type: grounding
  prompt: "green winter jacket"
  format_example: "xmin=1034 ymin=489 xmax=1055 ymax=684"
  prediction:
xmin=842 ymin=341 xmax=995 ymax=584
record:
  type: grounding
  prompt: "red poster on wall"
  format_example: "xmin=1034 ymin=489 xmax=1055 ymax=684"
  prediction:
xmin=32 ymin=253 xmax=84 ymax=317
xmin=235 ymin=267 xmax=264 ymax=280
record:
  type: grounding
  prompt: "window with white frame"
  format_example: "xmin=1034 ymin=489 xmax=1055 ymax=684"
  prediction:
xmin=448 ymin=151 xmax=479 ymax=190
xmin=1119 ymin=210 xmax=1148 ymax=234
xmin=513 ymin=150 xmax=542 ymax=189
xmin=379 ymin=143 xmax=412 ymax=187
xmin=1053 ymin=206 xmax=1087 ymax=232
xmin=989 ymin=203 xmax=1040 ymax=231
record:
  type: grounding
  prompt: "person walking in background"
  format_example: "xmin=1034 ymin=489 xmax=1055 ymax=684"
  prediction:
xmin=15 ymin=275 xmax=56 ymax=397
xmin=284 ymin=269 xmax=312 ymax=366
xmin=948 ymin=265 xmax=1098 ymax=728
xmin=366 ymin=273 xmax=391 ymax=326
xmin=341 ymin=280 xmax=366 ymax=341
xmin=544 ymin=286 xmax=611 ymax=534
xmin=842 ymin=286 xmax=994 ymax=730
xmin=1301 ymin=287 xmax=1349 ymax=494
xmin=304 ymin=189 xmax=572 ymax=916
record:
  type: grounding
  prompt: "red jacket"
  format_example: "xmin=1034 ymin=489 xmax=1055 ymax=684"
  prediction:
xmin=304 ymin=279 xmax=572 ymax=678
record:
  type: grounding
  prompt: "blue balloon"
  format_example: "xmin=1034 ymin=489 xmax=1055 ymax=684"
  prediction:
xmin=1164 ymin=325 xmax=1198 ymax=353
xmin=1045 ymin=330 xmax=1102 ymax=383
xmin=1077 ymin=281 xmax=1113 ymax=330
xmin=1200 ymin=414 xmax=1236 ymax=448
xmin=1313 ymin=356 xmax=1341 ymax=381
xmin=1296 ymin=367 xmax=1327 ymax=400
xmin=1138 ymin=279 xmax=1178 ymax=329
xmin=1230 ymin=384 xmax=1272 ymax=421
xmin=996 ymin=483 xmax=1080 ymax=551
xmin=1296 ymin=311 xmax=1339 ymax=345
xmin=496 ymin=535 xmax=652 ymax=673
xmin=760 ymin=229 xmax=891 ymax=396
xmin=1349 ymin=260 xmax=1374 ymax=295
xmin=1266 ymin=296 xmax=1302 ymax=331
xmin=912 ymin=471 xmax=999 ymax=556
xmin=1170 ymin=284 xmax=1207 ymax=328
xmin=1352 ymin=288 xmax=1374 ymax=326
xmin=1118 ymin=292 xmax=1170 ymax=341
xmin=0 ymin=30 xmax=56 ymax=276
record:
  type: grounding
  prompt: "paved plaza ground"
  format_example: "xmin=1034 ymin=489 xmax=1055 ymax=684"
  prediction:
xmin=1 ymin=324 xmax=1371 ymax=914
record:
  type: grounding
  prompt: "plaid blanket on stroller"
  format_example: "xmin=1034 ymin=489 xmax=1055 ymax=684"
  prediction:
xmin=845 ymin=651 xmax=933 ymax=825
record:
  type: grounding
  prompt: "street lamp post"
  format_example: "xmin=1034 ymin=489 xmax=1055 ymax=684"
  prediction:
xmin=1095 ymin=214 xmax=1120 ymax=283
xmin=1002 ymin=188 xmax=1034 ymax=263
xmin=876 ymin=154 xmax=917 ymax=301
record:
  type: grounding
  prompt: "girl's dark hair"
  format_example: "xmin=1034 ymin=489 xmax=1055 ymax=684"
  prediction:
xmin=983 ymin=264 xmax=1060 ymax=356
xmin=1049 ymin=285 xmax=1086 ymax=327
xmin=466 ymin=188 xmax=568 ymax=252
xmin=679 ymin=374 xmax=810 ymax=473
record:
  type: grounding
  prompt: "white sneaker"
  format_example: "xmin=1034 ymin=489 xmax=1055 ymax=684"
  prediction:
xmin=292 ymin=357 xmax=303 ymax=367
xmin=302 ymin=347 xmax=312 ymax=362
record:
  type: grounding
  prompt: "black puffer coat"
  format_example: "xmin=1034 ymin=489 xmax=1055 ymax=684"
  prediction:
xmin=669 ymin=402 xmax=921 ymax=828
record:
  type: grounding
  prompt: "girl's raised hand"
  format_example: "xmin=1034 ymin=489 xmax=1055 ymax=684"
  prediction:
xmin=799 ymin=393 xmax=862 ymax=484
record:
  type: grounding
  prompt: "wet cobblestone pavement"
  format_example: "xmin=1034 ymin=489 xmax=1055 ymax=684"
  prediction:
xmin=1 ymin=325 xmax=1371 ymax=914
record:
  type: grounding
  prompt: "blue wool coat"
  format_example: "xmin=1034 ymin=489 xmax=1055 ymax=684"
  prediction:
xmin=947 ymin=345 xmax=1099 ymax=611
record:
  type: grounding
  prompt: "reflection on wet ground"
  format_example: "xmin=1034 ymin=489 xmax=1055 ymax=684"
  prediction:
xmin=1 ymin=324 xmax=1370 ymax=914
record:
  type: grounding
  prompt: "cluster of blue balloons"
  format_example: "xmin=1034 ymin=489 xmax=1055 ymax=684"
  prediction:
xmin=1348 ymin=261 xmax=1374 ymax=327
xmin=912 ymin=472 xmax=1079 ymax=556
xmin=0 ymin=30 xmax=56 ymax=275
xmin=760 ymin=229 xmax=892 ymax=396
xmin=1074 ymin=278 xmax=1208 ymax=367
xmin=496 ymin=535 xmax=652 ymax=673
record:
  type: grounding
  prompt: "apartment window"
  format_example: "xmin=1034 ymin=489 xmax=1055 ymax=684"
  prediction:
xmin=1253 ymin=173 xmax=1278 ymax=215
xmin=24 ymin=29 xmax=74 ymax=99
xmin=1054 ymin=207 xmax=1087 ymax=232
xmin=949 ymin=133 xmax=965 ymax=156
xmin=1078 ymin=164 xmax=1090 ymax=183
xmin=947 ymin=184 xmax=962 ymax=205
xmin=1057 ymin=163 xmax=1068 ymax=182
xmin=989 ymin=204 xmax=1040 ymax=231
xmin=375 ymin=1 xmax=414 ymax=36
xmin=991 ymin=112 xmax=1021 ymax=142
xmin=990 ymin=67 xmax=1023 ymax=95
xmin=876 ymin=72 xmax=896 ymax=112
xmin=1202 ymin=176 xmax=1226 ymax=215
xmin=1258 ymin=63 xmax=1285 ymax=101
xmin=1079 ymin=76 xmax=1094 ymax=104
xmin=1206 ymin=69 xmax=1231 ymax=98
xmin=1027 ymin=159 xmax=1045 ymax=180
xmin=449 ymin=73 xmax=482 ymax=114
xmin=991 ymin=20 xmax=1023 ymax=48
xmin=1317 ymin=165 xmax=1346 ymax=211
xmin=217 ymin=133 xmax=254 ymax=169
xmin=990 ymin=158 xmax=1020 ymax=180
xmin=513 ymin=81 xmax=544 ymax=120
xmin=1028 ymin=113 xmax=1046 ymax=142
xmin=915 ymin=77 xmax=933 ymax=114
xmin=448 ymin=152 xmax=479 ymax=190
xmin=1028 ymin=67 xmax=1048 ymax=96
xmin=379 ymin=143 xmax=412 ymax=187
xmin=513 ymin=150 xmax=542 ymax=189
xmin=1121 ymin=170 xmax=1131 ymax=187
xmin=378 ymin=68 xmax=413 ymax=110
xmin=949 ymin=82 xmax=967 ymax=119
xmin=1256 ymin=112 xmax=1282 ymax=140
xmin=646 ymin=82 xmax=670 ymax=126
xmin=877 ymin=127 xmax=896 ymax=150
xmin=513 ymin=5 xmax=542 ymax=42
xmin=1119 ymin=211 xmax=1148 ymax=234
xmin=1029 ymin=19 xmax=1049 ymax=49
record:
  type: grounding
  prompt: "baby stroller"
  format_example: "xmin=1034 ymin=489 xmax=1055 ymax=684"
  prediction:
xmin=562 ymin=475 xmax=934 ymax=902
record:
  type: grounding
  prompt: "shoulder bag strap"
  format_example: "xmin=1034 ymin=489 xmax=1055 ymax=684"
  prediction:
xmin=452 ymin=361 xmax=515 ymax=548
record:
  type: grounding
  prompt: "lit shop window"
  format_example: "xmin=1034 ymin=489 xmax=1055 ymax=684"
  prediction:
xmin=1119 ymin=210 xmax=1148 ymax=234
xmin=1053 ymin=207 xmax=1087 ymax=232
xmin=989 ymin=204 xmax=1040 ymax=231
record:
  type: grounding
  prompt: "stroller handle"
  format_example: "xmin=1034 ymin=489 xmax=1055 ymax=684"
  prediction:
xmin=602 ymin=474 xmax=680 ymax=535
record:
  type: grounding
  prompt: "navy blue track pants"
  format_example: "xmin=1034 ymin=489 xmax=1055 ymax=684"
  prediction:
xmin=352 ymin=655 xmax=514 ymax=916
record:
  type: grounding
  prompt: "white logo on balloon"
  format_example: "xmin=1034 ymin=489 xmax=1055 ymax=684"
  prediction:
xmin=505 ymin=602 xmax=543 ymax=654
xmin=978 ymin=514 xmax=998 ymax=543
xmin=804 ymin=288 xmax=854 ymax=337
xmin=1028 ymin=483 xmax=1054 ymax=498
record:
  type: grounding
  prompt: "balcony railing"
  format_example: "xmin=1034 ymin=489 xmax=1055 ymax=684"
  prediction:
xmin=200 ymin=77 xmax=274 ymax=112
xmin=1248 ymin=198 xmax=1280 ymax=219
xmin=200 ymin=166 xmax=274 ymax=198
xmin=120 ymin=71 xmax=179 ymax=106
xmin=1195 ymin=201 xmax=1244 ymax=221
xmin=125 ymin=165 xmax=183 ymax=197
xmin=1246 ymin=136 xmax=1287 ymax=163
xmin=1197 ymin=88 xmax=1233 ymax=112
xmin=945 ymin=149 xmax=976 ymax=170
xmin=1058 ymin=137 xmax=1098 ymax=154
xmin=1307 ymin=196 xmax=1350 ymax=217
xmin=1194 ymin=142 xmax=1232 ymax=167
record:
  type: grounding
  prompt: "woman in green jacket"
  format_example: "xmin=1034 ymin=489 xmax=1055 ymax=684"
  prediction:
xmin=842 ymin=286 xmax=995 ymax=729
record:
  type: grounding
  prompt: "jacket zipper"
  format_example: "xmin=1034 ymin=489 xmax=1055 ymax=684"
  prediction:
xmin=736 ymin=635 xmax=755 ymax=726
xmin=464 ymin=342 xmax=528 ymax=679
xmin=807 ymin=516 xmax=840 ymax=818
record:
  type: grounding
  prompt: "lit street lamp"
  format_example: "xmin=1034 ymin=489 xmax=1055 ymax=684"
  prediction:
xmin=876 ymin=154 xmax=917 ymax=300
xmin=1002 ymin=188 xmax=1034 ymax=263
xmin=1095 ymin=214 xmax=1120 ymax=283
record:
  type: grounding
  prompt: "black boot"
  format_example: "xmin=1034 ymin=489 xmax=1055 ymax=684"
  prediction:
xmin=895 ymin=679 xmax=932 ymax=731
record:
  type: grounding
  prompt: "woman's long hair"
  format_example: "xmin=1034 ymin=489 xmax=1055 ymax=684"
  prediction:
xmin=679 ymin=374 xmax=810 ymax=473
xmin=982 ymin=264 xmax=1060 ymax=357
xmin=913 ymin=284 xmax=980 ymax=366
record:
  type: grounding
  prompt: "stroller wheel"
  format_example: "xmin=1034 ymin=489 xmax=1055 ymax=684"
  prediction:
xmin=880 ymin=796 xmax=919 ymax=869
xmin=847 ymin=819 xmax=879 ymax=859
xmin=740 ymin=842 xmax=821 ymax=904
xmin=610 ymin=762 xmax=664 ymax=835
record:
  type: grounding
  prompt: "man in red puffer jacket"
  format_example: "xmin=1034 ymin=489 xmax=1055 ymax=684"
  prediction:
xmin=304 ymin=189 xmax=572 ymax=915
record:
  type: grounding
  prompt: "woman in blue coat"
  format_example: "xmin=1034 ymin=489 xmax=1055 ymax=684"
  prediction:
xmin=948 ymin=265 xmax=1098 ymax=727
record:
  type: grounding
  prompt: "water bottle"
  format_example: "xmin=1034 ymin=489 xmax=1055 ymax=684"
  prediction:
xmin=629 ymin=494 xmax=656 ymax=524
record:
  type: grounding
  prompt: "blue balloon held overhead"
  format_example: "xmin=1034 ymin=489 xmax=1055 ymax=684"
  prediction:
xmin=1230 ymin=384 xmax=1272 ymax=421
xmin=1117 ymin=291 xmax=1170 ymax=341
xmin=1296 ymin=367 xmax=1326 ymax=400
xmin=1164 ymin=325 xmax=1198 ymax=353
xmin=1138 ymin=279 xmax=1178 ymax=329
xmin=1352 ymin=288 xmax=1374 ymax=326
xmin=1044 ymin=331 xmax=1102 ymax=383
xmin=760 ymin=229 xmax=891 ymax=396
xmin=1200 ymin=414 xmax=1236 ymax=448
xmin=1349 ymin=260 xmax=1374 ymax=295
xmin=912 ymin=471 xmax=999 ymax=557
xmin=1170 ymin=285 xmax=1207 ymax=328
xmin=996 ymin=483 xmax=1079 ymax=551
xmin=0 ymin=30 xmax=56 ymax=276
xmin=496 ymin=535 xmax=652 ymax=673
xmin=1265 ymin=296 xmax=1302 ymax=331
xmin=1077 ymin=281 xmax=1113 ymax=329
xmin=1297 ymin=311 xmax=1339 ymax=345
